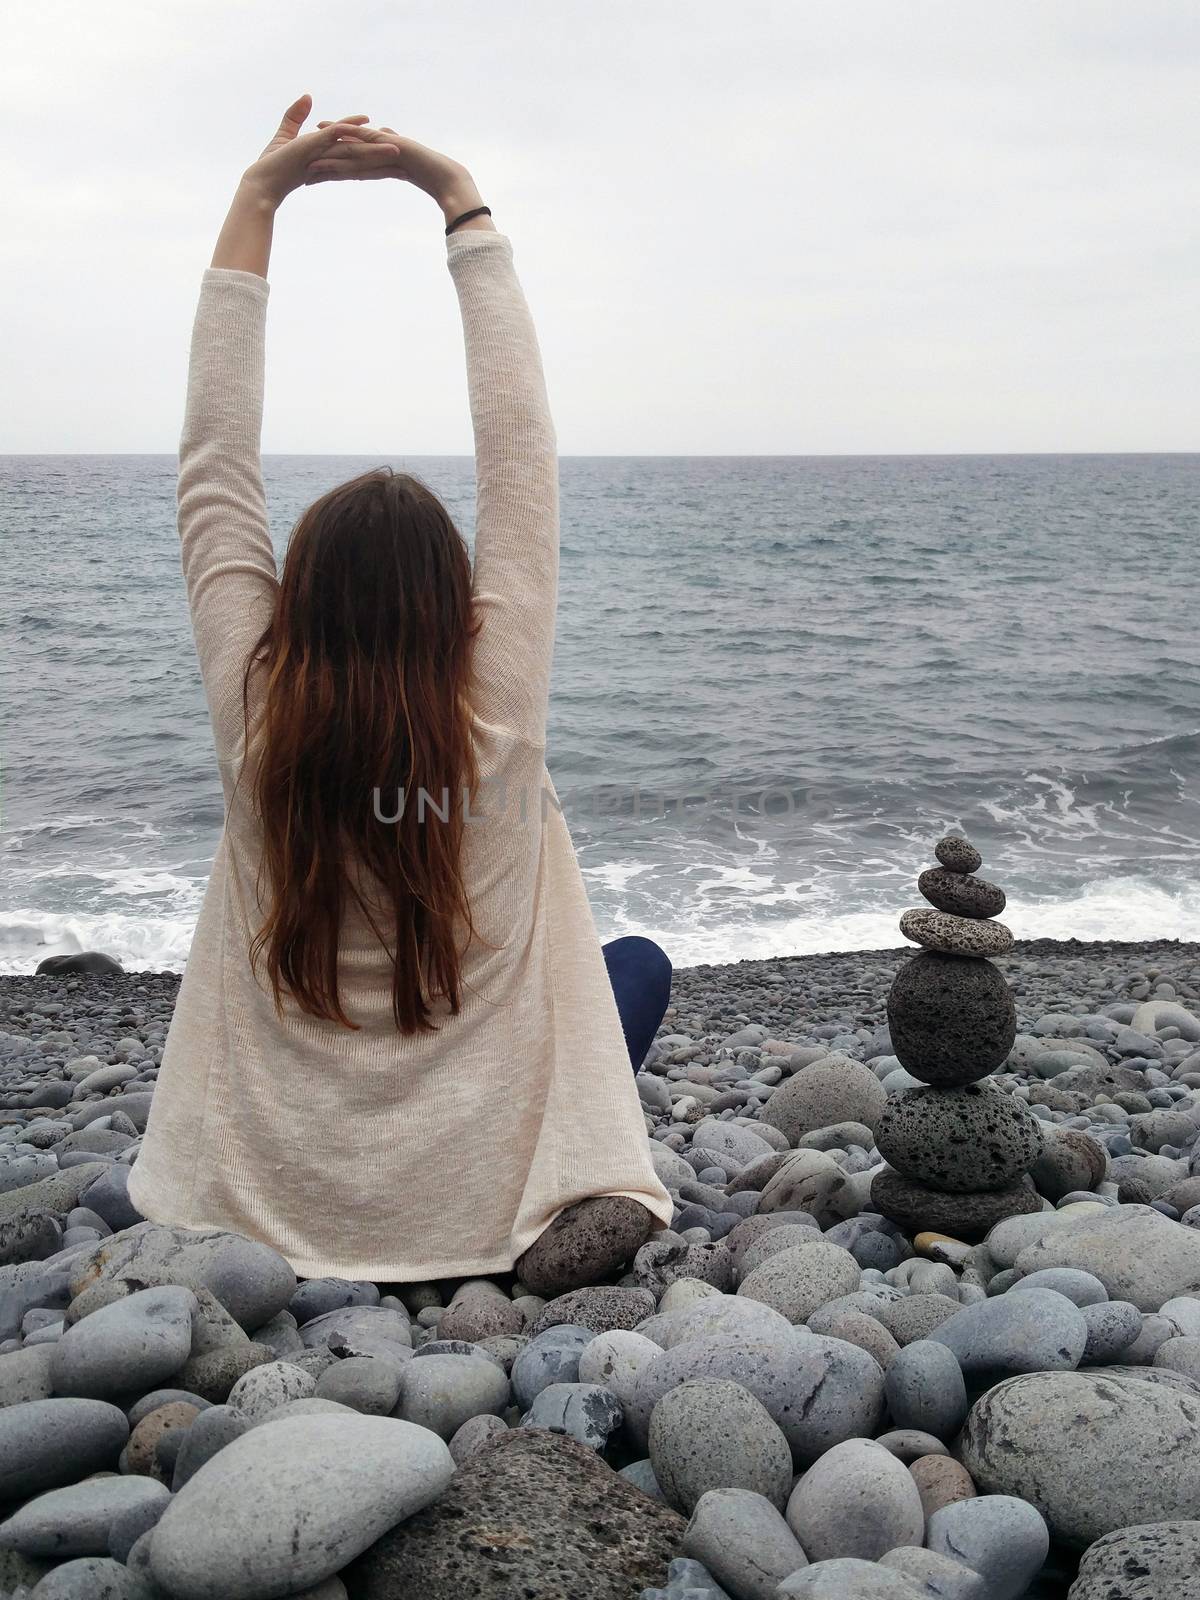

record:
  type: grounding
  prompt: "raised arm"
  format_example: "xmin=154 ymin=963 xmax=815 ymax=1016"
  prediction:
xmin=446 ymin=224 xmax=560 ymax=745
xmin=176 ymin=262 xmax=279 ymax=772
xmin=180 ymin=98 xmax=403 ymax=777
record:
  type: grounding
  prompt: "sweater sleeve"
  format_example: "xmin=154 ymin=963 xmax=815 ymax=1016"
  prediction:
xmin=176 ymin=266 xmax=279 ymax=775
xmin=446 ymin=231 xmax=560 ymax=745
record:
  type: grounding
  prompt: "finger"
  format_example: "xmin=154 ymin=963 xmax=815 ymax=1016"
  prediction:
xmin=317 ymin=114 xmax=371 ymax=128
xmin=307 ymin=141 xmax=404 ymax=168
xmin=276 ymin=93 xmax=313 ymax=140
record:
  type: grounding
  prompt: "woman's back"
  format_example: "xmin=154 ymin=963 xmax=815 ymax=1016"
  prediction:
xmin=126 ymin=225 xmax=672 ymax=1280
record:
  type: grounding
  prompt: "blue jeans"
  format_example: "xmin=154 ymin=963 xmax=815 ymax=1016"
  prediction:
xmin=602 ymin=935 xmax=673 ymax=1074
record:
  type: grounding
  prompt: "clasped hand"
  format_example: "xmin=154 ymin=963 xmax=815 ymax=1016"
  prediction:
xmin=241 ymin=93 xmax=473 ymax=212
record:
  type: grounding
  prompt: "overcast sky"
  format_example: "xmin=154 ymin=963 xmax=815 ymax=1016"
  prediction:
xmin=3 ymin=1 xmax=1196 ymax=453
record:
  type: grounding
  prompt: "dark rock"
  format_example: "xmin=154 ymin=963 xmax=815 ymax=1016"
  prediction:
xmin=531 ymin=1286 xmax=657 ymax=1336
xmin=918 ymin=867 xmax=1006 ymax=920
xmin=875 ymin=1084 xmax=1044 ymax=1193
xmin=886 ymin=952 xmax=1017 ymax=1085
xmin=344 ymin=1427 xmax=684 ymax=1598
xmin=35 ymin=951 xmax=125 ymax=976
xmin=871 ymin=1167 xmax=1041 ymax=1242
xmin=935 ymin=836 xmax=982 ymax=874
xmin=900 ymin=907 xmax=1014 ymax=958
xmin=515 ymin=1199 xmax=655 ymax=1298
xmin=1029 ymin=1130 xmax=1108 ymax=1201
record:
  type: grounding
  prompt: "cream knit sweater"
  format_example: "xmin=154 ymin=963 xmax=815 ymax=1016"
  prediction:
xmin=126 ymin=229 xmax=673 ymax=1281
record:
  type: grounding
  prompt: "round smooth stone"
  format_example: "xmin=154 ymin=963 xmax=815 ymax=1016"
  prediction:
xmin=900 ymin=908 xmax=1013 ymax=958
xmin=661 ymin=1296 xmax=796 ymax=1351
xmin=49 ymin=1287 xmax=198 ymax=1401
xmin=884 ymin=1340 xmax=968 ymax=1440
xmin=314 ymin=1356 xmax=405 ymax=1416
xmin=1069 ymin=1520 xmax=1200 ymax=1599
xmin=935 ymin=836 xmax=983 ymax=873
xmin=0 ymin=1473 xmax=168 ymax=1558
xmin=23 ymin=1556 xmax=151 ymax=1598
xmin=1018 ymin=1268 xmax=1108 ymax=1308
xmin=785 ymin=1438 xmax=924 ymax=1563
xmin=521 ymin=1382 xmax=622 ymax=1451
xmin=397 ymin=1354 xmax=509 ymax=1441
xmin=447 ymin=1413 xmax=508 ymax=1467
xmin=682 ymin=1487 xmax=809 ymax=1600
xmin=927 ymin=1495 xmax=1050 ymax=1600
xmin=0 ymin=1398 xmax=129 ymax=1499
xmin=758 ymin=1058 xmax=886 ymax=1144
xmin=1080 ymin=1300 xmax=1142 ymax=1363
xmin=226 ymin=1361 xmax=315 ymax=1423
xmin=149 ymin=1414 xmax=454 ymax=1598
xmin=930 ymin=1289 xmax=1087 ymax=1376
xmin=887 ymin=952 xmax=1017 ymax=1085
xmin=960 ymin=1370 xmax=1200 ymax=1547
xmin=875 ymin=1084 xmax=1044 ymax=1193
xmin=577 ymin=1330 xmax=662 ymax=1411
xmin=736 ymin=1242 xmax=861 ymax=1324
xmin=510 ymin=1326 xmax=592 ymax=1410
xmin=918 ymin=867 xmax=1006 ymax=920
xmin=648 ymin=1377 xmax=793 ymax=1514
xmin=1029 ymin=1130 xmax=1109 ymax=1201
xmin=910 ymin=1455 xmax=977 ymax=1519
xmin=871 ymin=1169 xmax=1041 ymax=1242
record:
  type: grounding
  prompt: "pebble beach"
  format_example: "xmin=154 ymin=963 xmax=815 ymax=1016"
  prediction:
xmin=4 ymin=846 xmax=1200 ymax=1597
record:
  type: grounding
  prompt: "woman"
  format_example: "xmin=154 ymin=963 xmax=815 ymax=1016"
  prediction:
xmin=126 ymin=97 xmax=674 ymax=1294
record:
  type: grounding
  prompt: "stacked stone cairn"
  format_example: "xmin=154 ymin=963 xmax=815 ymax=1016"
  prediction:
xmin=871 ymin=834 xmax=1047 ymax=1241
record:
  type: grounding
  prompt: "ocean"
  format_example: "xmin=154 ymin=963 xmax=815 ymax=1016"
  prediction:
xmin=2 ymin=453 xmax=1198 ymax=974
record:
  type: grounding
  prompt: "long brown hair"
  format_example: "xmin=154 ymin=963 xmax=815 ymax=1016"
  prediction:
xmin=239 ymin=466 xmax=482 ymax=1033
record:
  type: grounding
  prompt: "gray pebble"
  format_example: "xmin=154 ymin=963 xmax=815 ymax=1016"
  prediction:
xmin=49 ymin=1286 xmax=197 ymax=1401
xmin=682 ymin=1487 xmax=809 ymax=1600
xmin=521 ymin=1382 xmax=622 ymax=1449
xmin=0 ymin=1397 xmax=129 ymax=1498
xmin=785 ymin=1439 xmax=923 ymax=1563
xmin=149 ymin=1413 xmax=454 ymax=1599
xmin=397 ymin=1353 xmax=509 ymax=1440
xmin=927 ymin=1494 xmax=1050 ymax=1600
xmin=649 ymin=1377 xmax=793 ymax=1514
xmin=0 ymin=1474 xmax=167 ymax=1558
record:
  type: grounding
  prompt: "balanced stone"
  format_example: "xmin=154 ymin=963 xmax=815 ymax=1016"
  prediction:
xmin=900 ymin=907 xmax=1014 ymax=957
xmin=918 ymin=867 xmax=1006 ymax=919
xmin=935 ymin=835 xmax=983 ymax=873
xmin=872 ymin=1168 xmax=1040 ymax=1242
xmin=875 ymin=1084 xmax=1044 ymax=1193
xmin=887 ymin=952 xmax=1017 ymax=1085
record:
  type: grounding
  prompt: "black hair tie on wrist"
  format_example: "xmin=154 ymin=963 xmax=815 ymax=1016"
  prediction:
xmin=446 ymin=205 xmax=492 ymax=236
